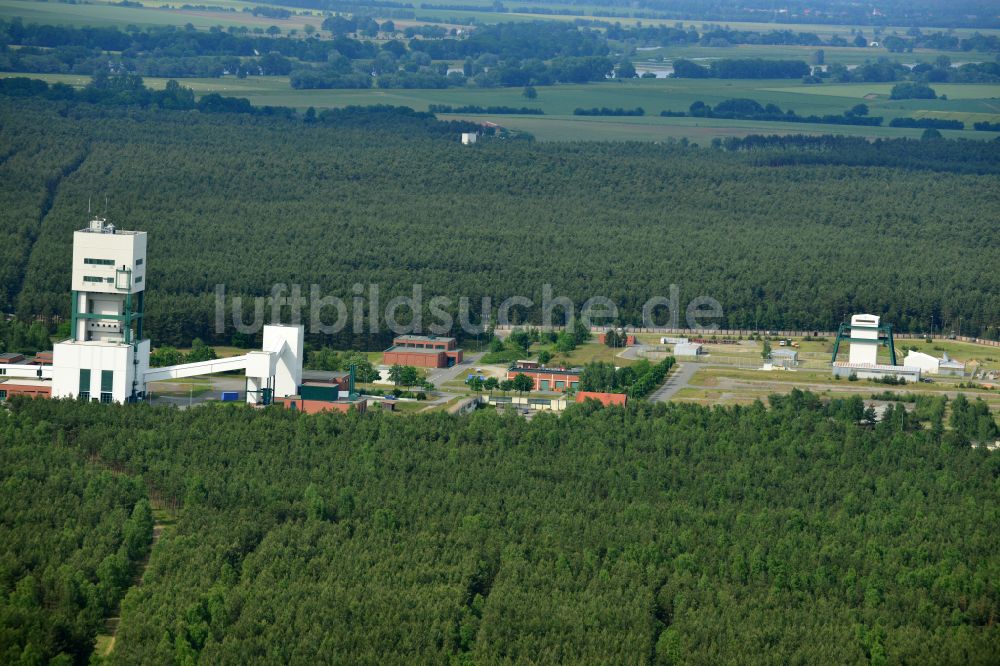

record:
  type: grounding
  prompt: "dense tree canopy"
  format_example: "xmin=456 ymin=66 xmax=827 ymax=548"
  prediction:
xmin=0 ymin=409 xmax=152 ymax=663
xmin=2 ymin=392 xmax=998 ymax=663
xmin=1 ymin=96 xmax=998 ymax=347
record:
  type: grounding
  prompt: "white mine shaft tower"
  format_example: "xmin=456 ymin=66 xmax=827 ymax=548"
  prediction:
xmin=51 ymin=218 xmax=150 ymax=402
xmin=28 ymin=216 xmax=304 ymax=404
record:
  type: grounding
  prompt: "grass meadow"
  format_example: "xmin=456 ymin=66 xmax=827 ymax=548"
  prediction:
xmin=6 ymin=71 xmax=999 ymax=141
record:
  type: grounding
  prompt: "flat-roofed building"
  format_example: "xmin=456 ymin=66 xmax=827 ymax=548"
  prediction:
xmin=383 ymin=335 xmax=463 ymax=368
xmin=674 ymin=342 xmax=704 ymax=356
xmin=506 ymin=365 xmax=581 ymax=392
xmin=0 ymin=378 xmax=53 ymax=401
xmin=276 ymin=380 xmax=367 ymax=414
xmin=832 ymin=362 xmax=920 ymax=382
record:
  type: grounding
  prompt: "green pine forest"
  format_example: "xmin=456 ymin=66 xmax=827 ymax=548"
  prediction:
xmin=1 ymin=95 xmax=998 ymax=349
xmin=1 ymin=393 xmax=998 ymax=663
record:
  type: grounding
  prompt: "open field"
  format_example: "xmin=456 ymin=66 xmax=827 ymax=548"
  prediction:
xmin=7 ymin=0 xmax=1000 ymax=39
xmin=675 ymin=364 xmax=1000 ymax=414
xmin=0 ymin=0 xmax=324 ymax=31
xmin=6 ymin=72 xmax=999 ymax=141
xmin=629 ymin=44 xmax=980 ymax=68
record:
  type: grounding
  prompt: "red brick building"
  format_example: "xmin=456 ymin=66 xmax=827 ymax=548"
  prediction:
xmin=598 ymin=333 xmax=637 ymax=346
xmin=276 ymin=380 xmax=366 ymax=414
xmin=31 ymin=351 xmax=54 ymax=365
xmin=383 ymin=335 xmax=463 ymax=368
xmin=0 ymin=378 xmax=53 ymax=401
xmin=506 ymin=365 xmax=581 ymax=392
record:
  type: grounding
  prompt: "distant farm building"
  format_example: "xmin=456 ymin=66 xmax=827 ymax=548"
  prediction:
xmin=461 ymin=133 xmax=477 ymax=145
xmin=383 ymin=335 xmax=463 ymax=368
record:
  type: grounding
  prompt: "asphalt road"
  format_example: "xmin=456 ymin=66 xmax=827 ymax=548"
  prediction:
xmin=425 ymin=352 xmax=485 ymax=388
xmin=649 ymin=362 xmax=701 ymax=402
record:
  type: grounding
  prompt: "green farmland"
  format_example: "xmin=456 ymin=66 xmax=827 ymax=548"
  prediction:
xmin=6 ymin=72 xmax=999 ymax=141
xmin=0 ymin=0 xmax=323 ymax=31
xmin=4 ymin=0 xmax=1000 ymax=37
xmin=629 ymin=44 xmax=986 ymax=68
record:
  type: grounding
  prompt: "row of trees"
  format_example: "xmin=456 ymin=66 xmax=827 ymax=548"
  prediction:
xmin=0 ymin=19 xmax=618 ymax=89
xmin=826 ymin=59 xmax=1000 ymax=84
xmin=673 ymin=58 xmax=812 ymax=79
xmin=2 ymin=390 xmax=997 ymax=663
xmin=578 ymin=356 xmax=676 ymax=398
xmin=676 ymin=98 xmax=883 ymax=127
xmin=467 ymin=372 xmax=534 ymax=394
xmin=3 ymin=17 xmax=998 ymax=92
xmin=148 ymin=338 xmax=217 ymax=368
xmin=606 ymin=23 xmax=1000 ymax=52
xmin=0 ymin=317 xmax=50 ymax=355
xmin=304 ymin=348 xmax=380 ymax=382
xmin=481 ymin=324 xmax=592 ymax=364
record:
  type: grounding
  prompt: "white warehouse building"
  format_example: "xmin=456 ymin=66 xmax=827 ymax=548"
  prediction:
xmin=904 ymin=350 xmax=965 ymax=377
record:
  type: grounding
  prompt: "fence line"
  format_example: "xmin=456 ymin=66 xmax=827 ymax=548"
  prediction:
xmin=492 ymin=325 xmax=1000 ymax=347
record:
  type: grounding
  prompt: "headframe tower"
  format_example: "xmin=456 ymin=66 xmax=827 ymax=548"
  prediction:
xmin=51 ymin=217 xmax=150 ymax=402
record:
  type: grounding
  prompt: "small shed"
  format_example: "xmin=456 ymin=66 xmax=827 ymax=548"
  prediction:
xmin=674 ymin=342 xmax=704 ymax=356
xmin=771 ymin=349 xmax=798 ymax=367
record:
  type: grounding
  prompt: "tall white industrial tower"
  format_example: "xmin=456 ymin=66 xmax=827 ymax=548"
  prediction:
xmin=51 ymin=217 xmax=151 ymax=402
xmin=847 ymin=313 xmax=880 ymax=365
xmin=44 ymin=215 xmax=304 ymax=406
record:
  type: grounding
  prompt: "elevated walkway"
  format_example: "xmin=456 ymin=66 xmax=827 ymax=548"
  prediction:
xmin=1 ymin=364 xmax=53 ymax=380
xmin=143 ymin=355 xmax=252 ymax=383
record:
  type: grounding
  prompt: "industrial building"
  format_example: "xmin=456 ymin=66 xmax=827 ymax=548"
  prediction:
xmin=674 ymin=342 xmax=704 ymax=356
xmin=1 ymin=217 xmax=305 ymax=406
xmin=831 ymin=314 xmax=920 ymax=381
xmin=507 ymin=364 xmax=581 ymax=391
xmin=0 ymin=378 xmax=52 ymax=401
xmin=904 ymin=350 xmax=965 ymax=377
xmin=598 ymin=332 xmax=636 ymax=346
xmin=383 ymin=335 xmax=463 ymax=368
xmin=274 ymin=369 xmax=369 ymax=413
xmin=277 ymin=383 xmax=365 ymax=414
